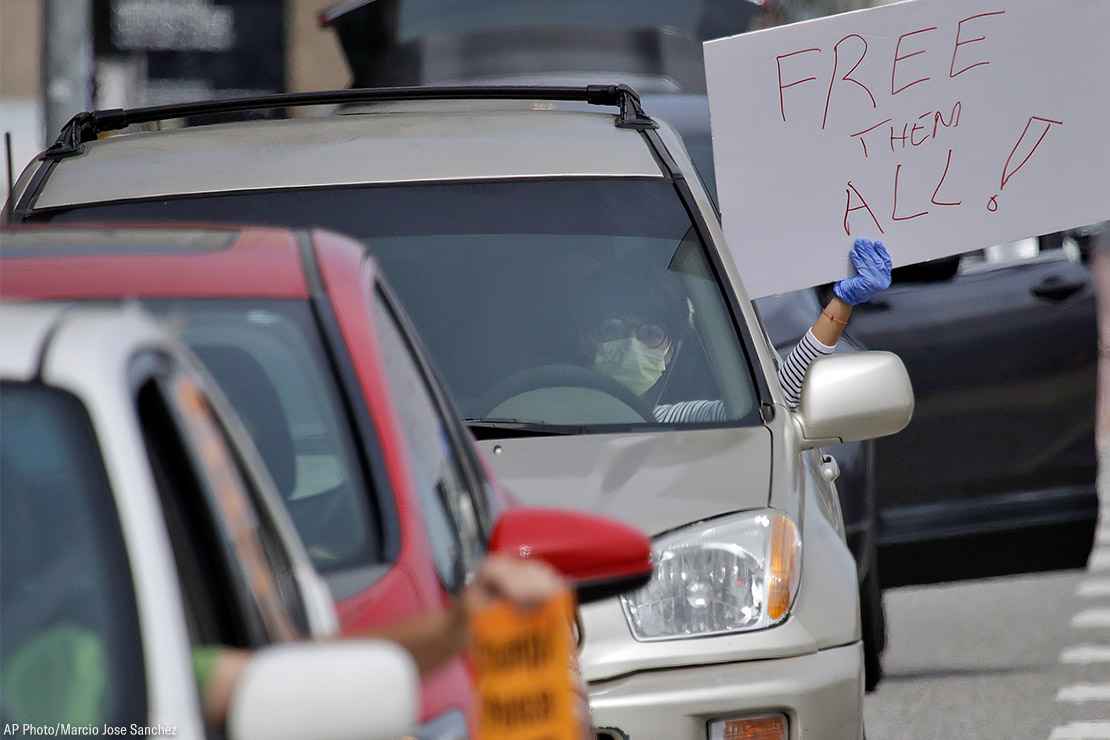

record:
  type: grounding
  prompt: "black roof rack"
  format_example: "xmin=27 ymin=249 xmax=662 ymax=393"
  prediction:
xmin=44 ymin=84 xmax=656 ymax=159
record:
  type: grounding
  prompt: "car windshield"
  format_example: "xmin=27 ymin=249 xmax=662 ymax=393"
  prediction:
xmin=143 ymin=299 xmax=379 ymax=574
xmin=39 ymin=180 xmax=760 ymax=432
xmin=1 ymin=383 xmax=146 ymax=729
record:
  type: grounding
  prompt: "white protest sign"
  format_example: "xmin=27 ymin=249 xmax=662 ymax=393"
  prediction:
xmin=704 ymin=0 xmax=1110 ymax=299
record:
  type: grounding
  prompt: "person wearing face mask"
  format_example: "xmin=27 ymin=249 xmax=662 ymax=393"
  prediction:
xmin=591 ymin=315 xmax=674 ymax=397
xmin=586 ymin=239 xmax=893 ymax=421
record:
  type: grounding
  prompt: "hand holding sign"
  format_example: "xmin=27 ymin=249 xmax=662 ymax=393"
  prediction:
xmin=833 ymin=239 xmax=893 ymax=305
xmin=471 ymin=588 xmax=582 ymax=740
xmin=464 ymin=554 xmax=568 ymax=613
xmin=705 ymin=0 xmax=1110 ymax=298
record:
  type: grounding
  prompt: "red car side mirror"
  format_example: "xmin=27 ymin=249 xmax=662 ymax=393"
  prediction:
xmin=489 ymin=508 xmax=653 ymax=605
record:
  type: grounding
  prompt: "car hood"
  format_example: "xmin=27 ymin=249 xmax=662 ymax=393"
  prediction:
xmin=476 ymin=425 xmax=772 ymax=535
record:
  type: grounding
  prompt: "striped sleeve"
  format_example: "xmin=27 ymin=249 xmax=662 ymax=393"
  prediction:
xmin=653 ymin=399 xmax=729 ymax=424
xmin=779 ymin=329 xmax=837 ymax=409
xmin=651 ymin=330 xmax=836 ymax=422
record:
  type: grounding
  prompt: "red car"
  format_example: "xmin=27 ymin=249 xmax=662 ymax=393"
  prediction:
xmin=0 ymin=225 xmax=652 ymax=736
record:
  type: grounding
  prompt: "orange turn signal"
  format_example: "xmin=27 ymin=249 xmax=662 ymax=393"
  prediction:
xmin=766 ymin=514 xmax=801 ymax=621
xmin=709 ymin=713 xmax=788 ymax=740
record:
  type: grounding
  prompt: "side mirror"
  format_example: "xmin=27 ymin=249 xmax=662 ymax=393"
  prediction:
xmin=489 ymin=508 xmax=653 ymax=604
xmin=229 ymin=642 xmax=418 ymax=740
xmin=795 ymin=351 xmax=914 ymax=450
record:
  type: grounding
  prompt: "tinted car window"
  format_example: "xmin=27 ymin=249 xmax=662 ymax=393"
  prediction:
xmin=391 ymin=0 xmax=802 ymax=43
xmin=43 ymin=180 xmax=759 ymax=433
xmin=372 ymin=289 xmax=485 ymax=590
xmin=395 ymin=1 xmax=704 ymax=42
xmin=0 ymin=383 xmax=145 ymax=729
xmin=385 ymin=0 xmax=795 ymax=44
xmin=144 ymin=299 xmax=378 ymax=574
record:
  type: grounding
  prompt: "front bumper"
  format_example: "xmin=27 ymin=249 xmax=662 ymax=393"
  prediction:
xmin=589 ymin=642 xmax=863 ymax=740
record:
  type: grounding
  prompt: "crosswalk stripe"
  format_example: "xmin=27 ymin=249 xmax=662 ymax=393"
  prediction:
xmin=1050 ymin=722 xmax=1110 ymax=739
xmin=1072 ymin=610 xmax=1110 ymax=628
xmin=1058 ymin=685 xmax=1110 ymax=703
xmin=1061 ymin=646 xmax=1110 ymax=664
xmin=1078 ymin=582 xmax=1110 ymax=598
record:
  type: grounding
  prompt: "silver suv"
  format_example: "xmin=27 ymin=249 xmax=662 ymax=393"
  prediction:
xmin=7 ymin=85 xmax=913 ymax=739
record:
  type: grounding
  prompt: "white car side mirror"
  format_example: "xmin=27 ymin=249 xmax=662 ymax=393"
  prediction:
xmin=229 ymin=641 xmax=418 ymax=740
xmin=795 ymin=351 xmax=914 ymax=449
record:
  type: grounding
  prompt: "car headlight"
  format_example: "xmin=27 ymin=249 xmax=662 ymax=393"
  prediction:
xmin=620 ymin=510 xmax=801 ymax=641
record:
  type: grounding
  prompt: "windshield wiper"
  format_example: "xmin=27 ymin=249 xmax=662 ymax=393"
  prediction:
xmin=463 ymin=417 xmax=585 ymax=439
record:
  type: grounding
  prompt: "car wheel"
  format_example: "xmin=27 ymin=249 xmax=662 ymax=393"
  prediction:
xmin=861 ymin=549 xmax=886 ymax=693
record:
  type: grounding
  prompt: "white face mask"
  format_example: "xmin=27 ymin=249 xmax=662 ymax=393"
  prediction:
xmin=593 ymin=338 xmax=668 ymax=396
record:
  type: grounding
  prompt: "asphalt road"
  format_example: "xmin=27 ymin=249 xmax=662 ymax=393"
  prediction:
xmin=864 ymin=543 xmax=1110 ymax=739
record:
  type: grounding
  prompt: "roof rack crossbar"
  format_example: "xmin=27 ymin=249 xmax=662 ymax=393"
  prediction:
xmin=43 ymin=84 xmax=655 ymax=159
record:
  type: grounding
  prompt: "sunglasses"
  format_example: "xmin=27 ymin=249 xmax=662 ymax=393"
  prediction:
xmin=591 ymin=317 xmax=671 ymax=349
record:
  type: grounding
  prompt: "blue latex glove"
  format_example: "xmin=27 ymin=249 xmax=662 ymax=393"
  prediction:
xmin=833 ymin=239 xmax=892 ymax=305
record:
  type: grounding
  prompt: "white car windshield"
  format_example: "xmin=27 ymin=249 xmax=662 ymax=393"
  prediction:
xmin=1 ymin=384 xmax=146 ymax=729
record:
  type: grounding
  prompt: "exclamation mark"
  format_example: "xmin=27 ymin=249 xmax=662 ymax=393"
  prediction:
xmin=987 ymin=115 xmax=1064 ymax=212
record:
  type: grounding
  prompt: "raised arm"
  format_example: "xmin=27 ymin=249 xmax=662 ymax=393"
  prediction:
xmin=778 ymin=239 xmax=892 ymax=409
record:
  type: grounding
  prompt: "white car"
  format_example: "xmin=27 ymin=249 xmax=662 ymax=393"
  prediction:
xmin=0 ymin=302 xmax=418 ymax=740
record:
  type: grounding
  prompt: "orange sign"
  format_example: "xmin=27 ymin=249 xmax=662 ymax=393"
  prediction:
xmin=470 ymin=590 xmax=579 ymax=740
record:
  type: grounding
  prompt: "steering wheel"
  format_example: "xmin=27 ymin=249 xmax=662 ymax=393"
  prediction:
xmin=475 ymin=364 xmax=657 ymax=422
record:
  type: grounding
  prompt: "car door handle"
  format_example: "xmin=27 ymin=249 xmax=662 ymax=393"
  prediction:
xmin=1031 ymin=275 xmax=1087 ymax=301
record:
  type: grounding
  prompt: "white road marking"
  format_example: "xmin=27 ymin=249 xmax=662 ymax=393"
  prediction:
xmin=1072 ymin=610 xmax=1110 ymax=629
xmin=1058 ymin=685 xmax=1110 ymax=703
xmin=1050 ymin=722 xmax=1110 ymax=739
xmin=1089 ymin=550 xmax=1110 ymax=572
xmin=1061 ymin=646 xmax=1110 ymax=665
xmin=1078 ymin=582 xmax=1110 ymax=598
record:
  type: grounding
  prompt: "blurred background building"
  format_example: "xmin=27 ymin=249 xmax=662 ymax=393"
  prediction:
xmin=1 ymin=0 xmax=347 ymax=175
xmin=1 ymin=0 xmax=44 ymax=174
